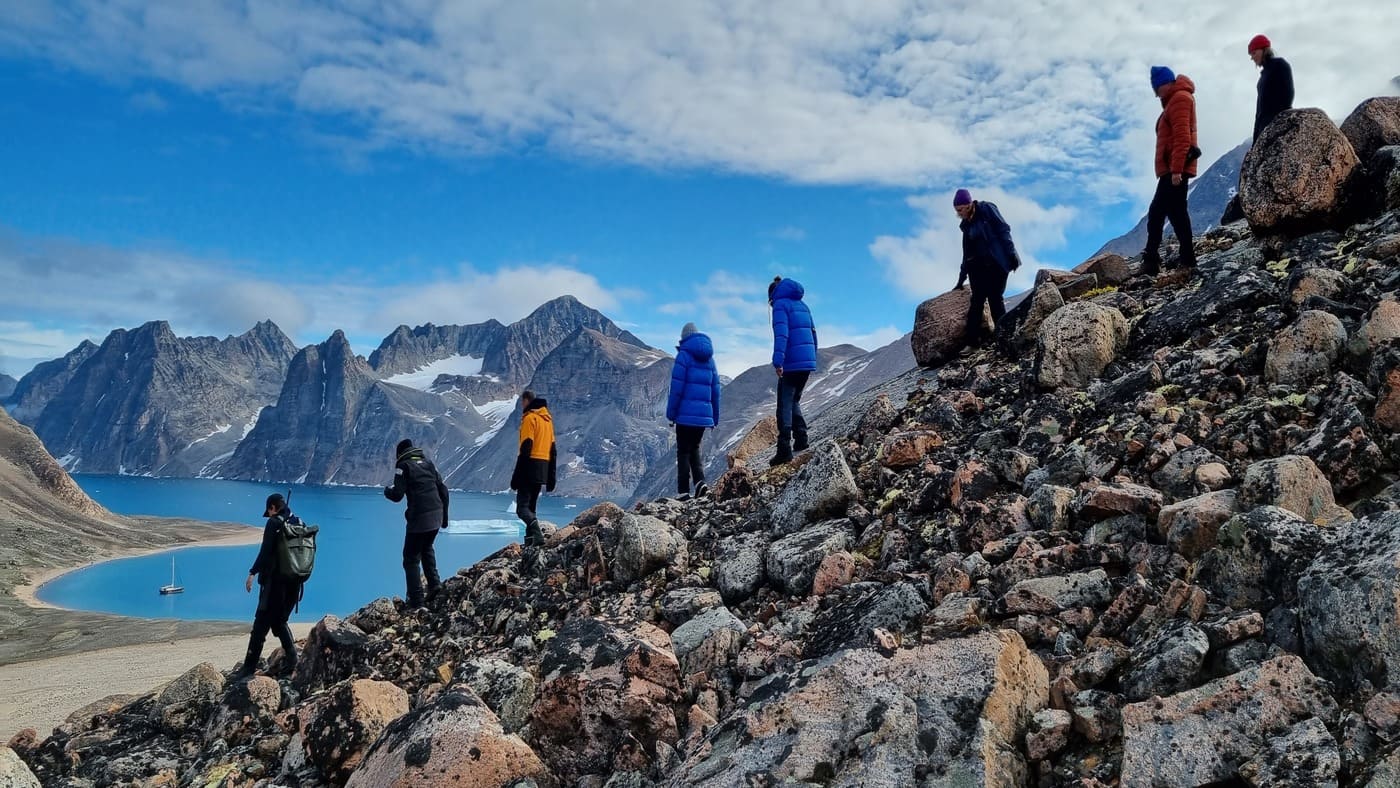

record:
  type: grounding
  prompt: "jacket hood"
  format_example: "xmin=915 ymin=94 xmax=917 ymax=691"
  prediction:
xmin=524 ymin=399 xmax=551 ymax=420
xmin=678 ymin=332 xmax=714 ymax=362
xmin=771 ymin=278 xmax=805 ymax=302
xmin=1161 ymin=75 xmax=1196 ymax=103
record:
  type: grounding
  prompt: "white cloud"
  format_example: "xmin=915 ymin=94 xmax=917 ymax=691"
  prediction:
xmin=3 ymin=1 xmax=1395 ymax=198
xmin=0 ymin=227 xmax=633 ymax=360
xmin=650 ymin=270 xmax=902 ymax=377
xmin=870 ymin=190 xmax=1076 ymax=301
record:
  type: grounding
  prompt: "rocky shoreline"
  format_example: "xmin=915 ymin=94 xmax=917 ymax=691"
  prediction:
xmin=5 ymin=99 xmax=1400 ymax=786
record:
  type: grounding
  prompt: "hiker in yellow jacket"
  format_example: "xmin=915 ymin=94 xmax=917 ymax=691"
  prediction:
xmin=510 ymin=389 xmax=556 ymax=572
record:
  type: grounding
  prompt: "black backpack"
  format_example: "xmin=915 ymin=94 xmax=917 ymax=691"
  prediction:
xmin=273 ymin=515 xmax=318 ymax=583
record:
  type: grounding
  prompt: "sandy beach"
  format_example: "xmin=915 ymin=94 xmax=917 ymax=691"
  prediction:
xmin=0 ymin=624 xmax=315 ymax=739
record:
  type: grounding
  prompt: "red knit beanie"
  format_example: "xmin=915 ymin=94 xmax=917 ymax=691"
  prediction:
xmin=1249 ymin=34 xmax=1271 ymax=53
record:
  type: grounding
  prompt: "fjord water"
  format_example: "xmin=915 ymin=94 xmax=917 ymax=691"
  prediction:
xmin=39 ymin=475 xmax=597 ymax=623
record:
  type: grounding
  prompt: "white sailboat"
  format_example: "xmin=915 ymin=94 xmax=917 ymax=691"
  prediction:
xmin=159 ymin=556 xmax=184 ymax=595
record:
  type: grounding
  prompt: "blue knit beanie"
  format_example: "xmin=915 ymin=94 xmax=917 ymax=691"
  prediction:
xmin=1150 ymin=66 xmax=1175 ymax=91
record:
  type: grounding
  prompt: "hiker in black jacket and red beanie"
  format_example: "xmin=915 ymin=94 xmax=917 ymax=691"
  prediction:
xmin=1250 ymin=34 xmax=1294 ymax=142
xmin=384 ymin=439 xmax=450 ymax=609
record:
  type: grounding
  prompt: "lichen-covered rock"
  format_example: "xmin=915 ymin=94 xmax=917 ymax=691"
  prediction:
xmin=1237 ymin=716 xmax=1341 ymax=787
xmin=912 ymin=289 xmax=991 ymax=367
xmin=714 ymin=532 xmax=766 ymax=604
xmin=1074 ymin=252 xmax=1131 ymax=285
xmin=726 ymin=415 xmax=777 ymax=469
xmin=1341 ymin=96 xmax=1400 ymax=163
xmin=345 ymin=687 xmax=547 ymax=788
xmin=1014 ymin=281 xmax=1065 ymax=352
xmin=1120 ymin=656 xmax=1339 ymax=787
xmin=296 ymin=615 xmax=371 ymax=693
xmin=300 ymin=679 xmax=410 ymax=781
xmin=879 ymin=430 xmax=942 ymax=469
xmin=1195 ymin=506 xmax=1332 ymax=611
xmin=671 ymin=630 xmax=1048 ymax=787
xmin=452 ymin=658 xmax=537 ymax=734
xmin=803 ymin=582 xmax=929 ymax=658
xmin=1241 ymin=108 xmax=1361 ymax=236
xmin=1034 ymin=303 xmax=1128 ymax=390
xmin=1077 ymin=482 xmax=1162 ymax=522
xmin=1026 ymin=484 xmax=1075 ymax=531
xmin=205 ymin=675 xmax=280 ymax=746
xmin=530 ymin=618 xmax=680 ymax=782
xmin=1120 ymin=621 xmax=1210 ymax=701
xmin=765 ymin=519 xmax=855 ymax=596
xmin=1265 ymin=310 xmax=1346 ymax=385
xmin=1158 ymin=489 xmax=1238 ymax=559
xmin=670 ymin=606 xmax=747 ymax=675
xmin=1288 ymin=266 xmax=1348 ymax=307
xmin=1001 ymin=569 xmax=1111 ymax=615
xmin=154 ymin=662 xmax=225 ymax=734
xmin=1356 ymin=299 xmax=1400 ymax=355
xmin=613 ymin=513 xmax=688 ymax=584
xmin=769 ymin=440 xmax=859 ymax=535
xmin=1299 ymin=512 xmax=1400 ymax=692
xmin=1239 ymin=454 xmax=1341 ymax=523
xmin=0 ymin=747 xmax=41 ymax=788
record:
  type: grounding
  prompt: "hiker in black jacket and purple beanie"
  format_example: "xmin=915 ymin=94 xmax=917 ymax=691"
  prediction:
xmin=235 ymin=493 xmax=303 ymax=679
xmin=953 ymin=188 xmax=1021 ymax=350
xmin=384 ymin=439 xmax=450 ymax=609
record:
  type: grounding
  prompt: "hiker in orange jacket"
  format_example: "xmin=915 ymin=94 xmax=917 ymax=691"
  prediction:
xmin=1143 ymin=66 xmax=1200 ymax=275
xmin=510 ymin=389 xmax=556 ymax=572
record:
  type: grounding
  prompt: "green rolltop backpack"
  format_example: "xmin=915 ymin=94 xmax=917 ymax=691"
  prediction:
xmin=274 ymin=515 xmax=319 ymax=583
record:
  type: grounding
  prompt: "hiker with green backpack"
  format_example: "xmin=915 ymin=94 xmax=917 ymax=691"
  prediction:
xmin=235 ymin=492 xmax=317 ymax=679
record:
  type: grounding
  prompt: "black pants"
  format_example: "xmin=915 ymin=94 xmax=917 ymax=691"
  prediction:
xmin=676 ymin=425 xmax=706 ymax=494
xmin=966 ymin=266 xmax=1009 ymax=344
xmin=1145 ymin=175 xmax=1196 ymax=267
xmin=775 ymin=371 xmax=810 ymax=457
xmin=247 ymin=581 xmax=299 ymax=663
xmin=516 ymin=484 xmax=543 ymax=546
xmin=402 ymin=529 xmax=440 ymax=606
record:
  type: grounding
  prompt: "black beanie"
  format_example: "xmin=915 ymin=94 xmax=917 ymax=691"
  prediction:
xmin=265 ymin=493 xmax=285 ymax=512
xmin=767 ymin=276 xmax=781 ymax=302
xmin=396 ymin=439 xmax=414 ymax=455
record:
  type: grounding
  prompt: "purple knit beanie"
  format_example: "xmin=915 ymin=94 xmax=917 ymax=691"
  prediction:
xmin=953 ymin=189 xmax=972 ymax=207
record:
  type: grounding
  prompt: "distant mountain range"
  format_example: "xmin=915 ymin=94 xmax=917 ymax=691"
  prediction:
xmin=1097 ymin=139 xmax=1251 ymax=257
xmin=0 ymin=374 xmax=15 ymax=400
xmin=2 ymin=296 xmax=915 ymax=501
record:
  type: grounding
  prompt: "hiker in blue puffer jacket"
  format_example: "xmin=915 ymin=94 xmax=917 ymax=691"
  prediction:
xmin=768 ymin=276 xmax=818 ymax=466
xmin=666 ymin=322 xmax=721 ymax=499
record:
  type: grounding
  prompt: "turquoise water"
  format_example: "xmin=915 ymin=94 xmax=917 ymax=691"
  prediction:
xmin=38 ymin=475 xmax=596 ymax=623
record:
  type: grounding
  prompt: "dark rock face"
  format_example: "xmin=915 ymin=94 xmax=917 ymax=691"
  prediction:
xmin=1341 ymin=97 xmax=1400 ymax=164
xmin=0 ymin=373 xmax=16 ymax=400
xmin=18 ymin=321 xmax=296 ymax=476
xmin=3 ymin=339 xmax=97 ymax=421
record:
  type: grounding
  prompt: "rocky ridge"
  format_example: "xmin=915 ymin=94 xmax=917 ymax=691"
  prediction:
xmin=7 ymin=99 xmax=1400 ymax=788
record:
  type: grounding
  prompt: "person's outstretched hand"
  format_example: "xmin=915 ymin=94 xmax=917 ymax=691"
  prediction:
xmin=245 ymin=574 xmax=254 ymax=593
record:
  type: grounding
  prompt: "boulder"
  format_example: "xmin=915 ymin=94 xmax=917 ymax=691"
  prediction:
xmin=714 ymin=532 xmax=767 ymax=604
xmin=346 ymin=597 xmax=400 ymax=635
xmin=1026 ymin=484 xmax=1075 ymax=531
xmin=765 ymin=519 xmax=855 ymax=596
xmin=0 ymin=748 xmax=40 ymax=788
xmin=1265 ymin=310 xmax=1346 ymax=385
xmin=205 ymin=675 xmax=281 ymax=746
xmin=1077 ymin=482 xmax=1162 ymax=522
xmin=879 ymin=430 xmax=942 ymax=469
xmin=1240 ymin=454 xmax=1341 ymax=523
xmin=726 ymin=415 xmax=777 ymax=469
xmin=912 ymin=288 xmax=991 ymax=367
xmin=1241 ymin=108 xmax=1361 ymax=236
xmin=531 ymin=618 xmax=681 ymax=782
xmin=1356 ymin=299 xmax=1400 ymax=355
xmin=1120 ymin=622 xmax=1210 ymax=701
xmin=300 ymin=679 xmax=410 ymax=781
xmin=296 ymin=615 xmax=371 ymax=692
xmin=1152 ymin=446 xmax=1231 ymax=501
xmin=710 ymin=466 xmax=753 ymax=501
xmin=1074 ymin=252 xmax=1131 ymax=285
xmin=1288 ymin=266 xmax=1348 ymax=307
xmin=769 ymin=440 xmax=859 ymax=536
xmin=154 ymin=662 xmax=225 ymax=734
xmin=345 ymin=687 xmax=547 ymax=788
xmin=811 ymin=550 xmax=856 ymax=595
xmin=1296 ymin=393 xmax=1384 ymax=495
xmin=1000 ymin=569 xmax=1111 ymax=615
xmin=1195 ymin=506 xmax=1331 ymax=610
xmin=1120 ymin=656 xmax=1339 ymax=787
xmin=1299 ymin=512 xmax=1400 ymax=692
xmin=1158 ymin=489 xmax=1238 ymax=559
xmin=1237 ymin=716 xmax=1342 ymax=787
xmin=452 ymin=658 xmax=537 ymax=734
xmin=671 ymin=630 xmax=1048 ymax=787
xmin=1131 ymin=245 xmax=1275 ymax=345
xmin=669 ymin=606 xmax=747 ymax=675
xmin=1026 ymin=709 xmax=1074 ymax=760
xmin=613 ymin=513 xmax=688 ymax=584
xmin=1014 ymin=281 xmax=1065 ymax=351
xmin=1341 ymin=96 xmax=1400 ymax=163
xmin=1034 ymin=302 xmax=1128 ymax=390
xmin=803 ymin=582 xmax=930 ymax=658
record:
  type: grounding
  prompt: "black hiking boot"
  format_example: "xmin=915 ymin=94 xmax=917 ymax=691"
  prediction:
xmin=234 ymin=650 xmax=260 ymax=680
xmin=694 ymin=482 xmax=710 ymax=498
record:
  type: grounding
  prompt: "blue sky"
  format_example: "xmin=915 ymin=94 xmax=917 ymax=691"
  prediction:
xmin=2 ymin=1 xmax=1396 ymax=377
